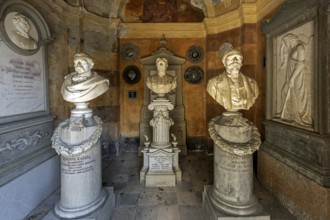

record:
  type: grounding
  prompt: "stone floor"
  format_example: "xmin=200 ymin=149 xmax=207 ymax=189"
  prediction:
xmin=26 ymin=151 xmax=297 ymax=220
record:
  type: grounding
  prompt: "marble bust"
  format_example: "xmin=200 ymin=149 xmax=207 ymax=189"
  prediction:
xmin=206 ymin=49 xmax=259 ymax=112
xmin=207 ymin=48 xmax=259 ymax=143
xmin=146 ymin=57 xmax=177 ymax=97
xmin=61 ymin=53 xmax=109 ymax=103
xmin=10 ymin=13 xmax=37 ymax=50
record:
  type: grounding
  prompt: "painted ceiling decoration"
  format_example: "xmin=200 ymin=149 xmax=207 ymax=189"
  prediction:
xmin=63 ymin=0 xmax=256 ymax=21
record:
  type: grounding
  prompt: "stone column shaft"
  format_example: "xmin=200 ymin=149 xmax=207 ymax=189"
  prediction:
xmin=211 ymin=146 xmax=256 ymax=212
xmin=148 ymin=100 xmax=174 ymax=148
xmin=58 ymin=141 xmax=103 ymax=209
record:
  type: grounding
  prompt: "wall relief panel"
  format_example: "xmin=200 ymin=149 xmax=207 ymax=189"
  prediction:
xmin=261 ymin=0 xmax=330 ymax=187
xmin=272 ymin=21 xmax=314 ymax=130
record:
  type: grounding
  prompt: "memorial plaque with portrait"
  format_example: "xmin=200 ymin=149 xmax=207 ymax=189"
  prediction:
xmin=0 ymin=0 xmax=53 ymax=186
xmin=4 ymin=12 xmax=39 ymax=52
xmin=0 ymin=6 xmax=48 ymax=124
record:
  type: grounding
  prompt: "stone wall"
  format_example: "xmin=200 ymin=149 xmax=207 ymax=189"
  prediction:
xmin=258 ymin=150 xmax=330 ymax=219
xmin=20 ymin=0 xmax=283 ymax=153
xmin=258 ymin=1 xmax=330 ymax=219
xmin=24 ymin=0 xmax=120 ymax=152
xmin=119 ymin=37 xmax=207 ymax=151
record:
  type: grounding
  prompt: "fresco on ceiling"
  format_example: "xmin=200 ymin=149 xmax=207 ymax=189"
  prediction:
xmin=124 ymin=0 xmax=204 ymax=22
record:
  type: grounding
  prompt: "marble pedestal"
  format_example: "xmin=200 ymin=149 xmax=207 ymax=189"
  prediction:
xmin=203 ymin=116 xmax=269 ymax=219
xmin=149 ymin=99 xmax=174 ymax=148
xmin=51 ymin=107 xmax=115 ymax=219
xmin=140 ymin=147 xmax=181 ymax=187
xmin=43 ymin=187 xmax=115 ymax=220
xmin=140 ymin=98 xmax=181 ymax=187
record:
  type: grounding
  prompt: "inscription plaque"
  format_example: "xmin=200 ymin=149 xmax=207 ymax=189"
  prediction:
xmin=61 ymin=155 xmax=96 ymax=175
xmin=0 ymin=45 xmax=45 ymax=118
xmin=218 ymin=154 xmax=250 ymax=173
xmin=149 ymin=156 xmax=172 ymax=170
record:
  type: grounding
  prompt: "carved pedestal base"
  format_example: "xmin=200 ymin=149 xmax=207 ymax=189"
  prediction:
xmin=203 ymin=116 xmax=269 ymax=219
xmin=44 ymin=187 xmax=115 ymax=220
xmin=51 ymin=113 xmax=115 ymax=219
xmin=140 ymin=147 xmax=181 ymax=187
xmin=203 ymin=186 xmax=270 ymax=220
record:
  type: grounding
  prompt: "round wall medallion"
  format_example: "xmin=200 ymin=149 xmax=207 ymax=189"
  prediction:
xmin=121 ymin=43 xmax=139 ymax=61
xmin=123 ymin=65 xmax=141 ymax=84
xmin=187 ymin=45 xmax=203 ymax=62
xmin=184 ymin=66 xmax=204 ymax=84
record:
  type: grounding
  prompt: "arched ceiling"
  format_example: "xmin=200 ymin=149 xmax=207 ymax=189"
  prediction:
xmin=63 ymin=0 xmax=255 ymax=22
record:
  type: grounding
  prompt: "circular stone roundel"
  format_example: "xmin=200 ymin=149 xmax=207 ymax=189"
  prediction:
xmin=187 ymin=45 xmax=203 ymax=62
xmin=184 ymin=66 xmax=204 ymax=84
xmin=123 ymin=65 xmax=141 ymax=84
xmin=121 ymin=43 xmax=139 ymax=61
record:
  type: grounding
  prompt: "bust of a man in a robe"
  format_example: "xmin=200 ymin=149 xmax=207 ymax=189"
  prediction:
xmin=61 ymin=53 xmax=109 ymax=103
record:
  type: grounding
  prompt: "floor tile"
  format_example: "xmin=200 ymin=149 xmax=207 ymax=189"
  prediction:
xmin=138 ymin=191 xmax=177 ymax=206
xmin=116 ymin=192 xmax=140 ymax=207
xmin=122 ymin=181 xmax=144 ymax=193
xmin=135 ymin=206 xmax=158 ymax=220
xmin=179 ymin=205 xmax=207 ymax=220
xmin=111 ymin=206 xmax=136 ymax=220
xmin=176 ymin=181 xmax=193 ymax=192
xmin=157 ymin=205 xmax=180 ymax=220
xmin=113 ymin=173 xmax=129 ymax=182
xmin=177 ymin=191 xmax=202 ymax=205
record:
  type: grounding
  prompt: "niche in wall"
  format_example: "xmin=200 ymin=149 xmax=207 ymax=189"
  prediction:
xmin=139 ymin=37 xmax=187 ymax=155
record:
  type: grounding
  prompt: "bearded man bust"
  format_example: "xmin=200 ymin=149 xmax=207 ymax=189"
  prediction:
xmin=206 ymin=49 xmax=259 ymax=112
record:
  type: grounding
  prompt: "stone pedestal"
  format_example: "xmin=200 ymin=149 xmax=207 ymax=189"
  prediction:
xmin=140 ymin=147 xmax=181 ymax=187
xmin=203 ymin=116 xmax=269 ymax=219
xmin=148 ymin=99 xmax=174 ymax=149
xmin=140 ymin=98 xmax=181 ymax=187
xmin=51 ymin=106 xmax=115 ymax=219
xmin=139 ymin=45 xmax=187 ymax=155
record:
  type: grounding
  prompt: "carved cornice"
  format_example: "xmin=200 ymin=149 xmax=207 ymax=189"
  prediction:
xmin=256 ymin=0 xmax=284 ymax=21
xmin=204 ymin=0 xmax=284 ymax=34
xmin=119 ymin=22 xmax=206 ymax=39
xmin=204 ymin=9 xmax=242 ymax=34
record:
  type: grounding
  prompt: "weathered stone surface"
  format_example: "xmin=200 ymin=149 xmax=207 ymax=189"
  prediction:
xmin=141 ymin=147 xmax=181 ymax=187
xmin=203 ymin=145 xmax=267 ymax=218
xmin=209 ymin=116 xmax=260 ymax=156
xmin=258 ymin=150 xmax=330 ymax=220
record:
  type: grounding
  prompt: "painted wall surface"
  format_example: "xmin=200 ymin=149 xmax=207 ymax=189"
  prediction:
xmin=23 ymin=0 xmax=121 ymax=145
xmin=119 ymin=38 xmax=207 ymax=139
xmin=19 ymin=0 xmax=283 ymax=147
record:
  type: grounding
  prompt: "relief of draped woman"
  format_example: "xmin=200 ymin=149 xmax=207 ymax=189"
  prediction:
xmin=279 ymin=33 xmax=313 ymax=126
